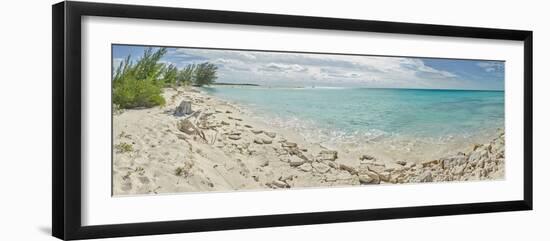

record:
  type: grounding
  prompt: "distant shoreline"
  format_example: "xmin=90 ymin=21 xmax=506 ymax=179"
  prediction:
xmin=208 ymin=82 xmax=260 ymax=86
xmin=205 ymin=83 xmax=503 ymax=92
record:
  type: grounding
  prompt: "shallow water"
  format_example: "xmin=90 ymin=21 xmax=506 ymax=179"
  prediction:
xmin=203 ymin=86 xmax=504 ymax=158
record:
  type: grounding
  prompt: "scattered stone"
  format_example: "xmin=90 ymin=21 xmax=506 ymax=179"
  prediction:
xmin=254 ymin=138 xmax=264 ymax=144
xmin=262 ymin=139 xmax=273 ymax=144
xmin=271 ymin=180 xmax=290 ymax=188
xmin=298 ymin=163 xmax=313 ymax=172
xmin=421 ymin=160 xmax=439 ymax=167
xmin=339 ymin=164 xmax=358 ymax=175
xmin=260 ymin=159 xmax=269 ymax=167
xmin=360 ymin=161 xmax=385 ymax=174
xmin=468 ymin=149 xmax=488 ymax=163
xmin=326 ymin=161 xmax=339 ymax=169
xmin=416 ymin=171 xmax=433 ymax=182
xmin=452 ymin=165 xmax=466 ymax=176
xmin=225 ymin=110 xmax=232 ymax=114
xmin=378 ymin=172 xmax=391 ymax=182
xmin=138 ymin=176 xmax=150 ymax=184
xmin=396 ymin=160 xmax=407 ymax=166
xmin=359 ymin=154 xmax=376 ymax=161
xmin=472 ymin=143 xmax=483 ymax=151
xmin=264 ymin=132 xmax=276 ymax=138
xmin=289 ymin=156 xmax=306 ymax=167
xmin=252 ymin=175 xmax=260 ymax=182
xmin=358 ymin=171 xmax=380 ymax=184
xmin=228 ymin=135 xmax=241 ymax=140
xmin=244 ymin=124 xmax=253 ymax=128
xmin=318 ymin=150 xmax=338 ymax=161
xmin=221 ymin=120 xmax=230 ymax=125
xmin=251 ymin=129 xmax=263 ymax=134
xmin=282 ymin=142 xmax=298 ymax=148
xmin=312 ymin=162 xmax=331 ymax=173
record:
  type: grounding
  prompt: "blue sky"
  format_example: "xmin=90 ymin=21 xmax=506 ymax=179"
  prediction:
xmin=113 ymin=45 xmax=504 ymax=90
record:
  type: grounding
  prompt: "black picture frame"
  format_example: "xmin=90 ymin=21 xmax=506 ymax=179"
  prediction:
xmin=52 ymin=1 xmax=533 ymax=240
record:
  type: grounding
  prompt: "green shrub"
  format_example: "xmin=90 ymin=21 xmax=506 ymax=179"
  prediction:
xmin=113 ymin=48 xmax=168 ymax=108
xmin=114 ymin=142 xmax=133 ymax=153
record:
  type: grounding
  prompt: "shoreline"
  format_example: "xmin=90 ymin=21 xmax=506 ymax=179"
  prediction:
xmin=112 ymin=87 xmax=505 ymax=195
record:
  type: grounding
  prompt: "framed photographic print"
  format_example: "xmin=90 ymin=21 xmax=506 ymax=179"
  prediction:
xmin=52 ymin=1 xmax=533 ymax=240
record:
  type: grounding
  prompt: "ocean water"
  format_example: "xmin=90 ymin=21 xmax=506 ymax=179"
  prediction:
xmin=202 ymin=86 xmax=504 ymax=154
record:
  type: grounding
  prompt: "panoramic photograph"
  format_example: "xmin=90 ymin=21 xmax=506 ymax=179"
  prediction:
xmin=111 ymin=44 xmax=505 ymax=196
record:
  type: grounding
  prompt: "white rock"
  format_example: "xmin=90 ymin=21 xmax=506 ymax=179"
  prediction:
xmin=378 ymin=172 xmax=391 ymax=182
xmin=358 ymin=171 xmax=380 ymax=184
xmin=312 ymin=162 xmax=331 ymax=173
xmin=318 ymin=150 xmax=338 ymax=161
xmin=253 ymin=138 xmax=263 ymax=144
xmin=417 ymin=171 xmax=433 ymax=182
xmin=298 ymin=163 xmax=313 ymax=172
xmin=251 ymin=129 xmax=263 ymax=134
xmin=264 ymin=132 xmax=276 ymax=138
xmin=288 ymin=156 xmax=305 ymax=167
xmin=271 ymin=180 xmax=289 ymax=188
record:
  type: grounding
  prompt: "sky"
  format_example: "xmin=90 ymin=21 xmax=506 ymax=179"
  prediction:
xmin=113 ymin=45 xmax=504 ymax=90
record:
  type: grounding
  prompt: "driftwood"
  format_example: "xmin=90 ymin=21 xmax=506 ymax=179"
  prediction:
xmin=177 ymin=118 xmax=207 ymax=142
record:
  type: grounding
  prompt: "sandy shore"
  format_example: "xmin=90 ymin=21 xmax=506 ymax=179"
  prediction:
xmin=112 ymin=87 xmax=505 ymax=196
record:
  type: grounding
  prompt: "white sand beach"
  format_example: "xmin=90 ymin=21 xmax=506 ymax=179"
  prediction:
xmin=112 ymin=87 xmax=505 ymax=196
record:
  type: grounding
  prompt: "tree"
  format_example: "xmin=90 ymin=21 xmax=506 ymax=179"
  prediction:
xmin=162 ymin=64 xmax=178 ymax=87
xmin=176 ymin=64 xmax=195 ymax=86
xmin=193 ymin=62 xmax=218 ymax=86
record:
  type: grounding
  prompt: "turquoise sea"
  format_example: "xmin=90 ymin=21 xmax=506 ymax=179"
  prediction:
xmin=203 ymin=86 xmax=504 ymax=149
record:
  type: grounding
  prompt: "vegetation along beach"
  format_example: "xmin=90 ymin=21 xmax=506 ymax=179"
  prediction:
xmin=112 ymin=46 xmax=505 ymax=195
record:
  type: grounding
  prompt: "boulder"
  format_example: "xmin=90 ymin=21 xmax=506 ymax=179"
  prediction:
xmin=262 ymin=138 xmax=273 ymax=144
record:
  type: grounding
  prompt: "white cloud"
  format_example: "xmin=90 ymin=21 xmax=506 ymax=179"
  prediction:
xmin=477 ymin=62 xmax=504 ymax=73
xmin=164 ymin=48 xmax=467 ymax=88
